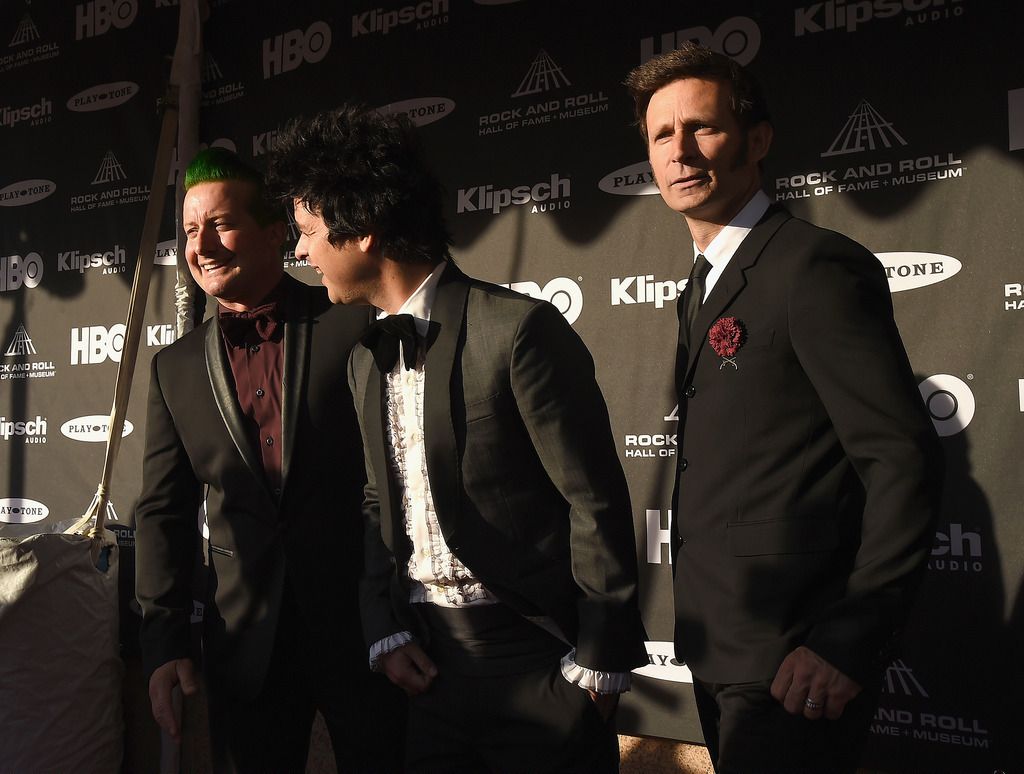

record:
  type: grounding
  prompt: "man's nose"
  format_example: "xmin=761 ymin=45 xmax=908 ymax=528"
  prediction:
xmin=195 ymin=226 xmax=220 ymax=254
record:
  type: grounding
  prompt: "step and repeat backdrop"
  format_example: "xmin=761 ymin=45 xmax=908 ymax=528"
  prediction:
xmin=2 ymin=1 xmax=1021 ymax=770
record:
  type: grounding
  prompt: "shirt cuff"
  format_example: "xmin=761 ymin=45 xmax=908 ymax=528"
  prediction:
xmin=368 ymin=630 xmax=415 ymax=671
xmin=560 ymin=648 xmax=631 ymax=694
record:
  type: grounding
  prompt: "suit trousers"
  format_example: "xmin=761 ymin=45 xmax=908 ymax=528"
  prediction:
xmin=206 ymin=580 xmax=406 ymax=774
xmin=405 ymin=603 xmax=619 ymax=774
xmin=693 ymin=676 xmax=879 ymax=774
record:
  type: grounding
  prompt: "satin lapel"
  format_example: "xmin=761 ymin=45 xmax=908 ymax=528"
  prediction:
xmin=423 ymin=264 xmax=469 ymax=544
xmin=280 ymin=282 xmax=310 ymax=494
xmin=204 ymin=320 xmax=266 ymax=486
xmin=361 ymin=355 xmax=395 ymax=548
xmin=686 ymin=207 xmax=791 ymax=379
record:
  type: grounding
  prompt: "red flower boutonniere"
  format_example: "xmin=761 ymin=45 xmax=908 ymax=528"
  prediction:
xmin=708 ymin=317 xmax=746 ymax=370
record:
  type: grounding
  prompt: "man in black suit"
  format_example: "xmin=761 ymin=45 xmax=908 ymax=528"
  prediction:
xmin=625 ymin=45 xmax=943 ymax=772
xmin=135 ymin=148 xmax=402 ymax=773
xmin=266 ymin=106 xmax=647 ymax=772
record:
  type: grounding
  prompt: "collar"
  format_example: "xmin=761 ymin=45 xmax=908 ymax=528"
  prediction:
xmin=376 ymin=260 xmax=448 ymax=338
xmin=693 ymin=190 xmax=771 ymax=268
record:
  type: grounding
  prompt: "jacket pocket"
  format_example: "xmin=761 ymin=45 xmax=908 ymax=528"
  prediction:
xmin=727 ymin=517 xmax=838 ymax=557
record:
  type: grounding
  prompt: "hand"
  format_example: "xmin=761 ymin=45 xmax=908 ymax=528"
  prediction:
xmin=148 ymin=658 xmax=199 ymax=743
xmin=586 ymin=689 xmax=620 ymax=723
xmin=380 ymin=642 xmax=438 ymax=696
xmin=770 ymin=646 xmax=862 ymax=721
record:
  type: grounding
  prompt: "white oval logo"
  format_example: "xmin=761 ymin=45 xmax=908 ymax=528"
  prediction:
xmin=632 ymin=641 xmax=693 ymax=684
xmin=876 ymin=252 xmax=961 ymax=292
xmin=378 ymin=97 xmax=455 ymax=127
xmin=0 ymin=179 xmax=56 ymax=207
xmin=154 ymin=238 xmax=177 ymax=266
xmin=0 ymin=497 xmax=49 ymax=524
xmin=598 ymin=161 xmax=659 ymax=196
xmin=503 ymin=277 xmax=584 ymax=325
xmin=60 ymin=415 xmax=134 ymax=443
xmin=66 ymin=81 xmax=140 ymax=112
xmin=919 ymin=374 xmax=975 ymax=437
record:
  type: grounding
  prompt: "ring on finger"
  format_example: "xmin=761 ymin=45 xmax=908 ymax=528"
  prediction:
xmin=804 ymin=697 xmax=824 ymax=711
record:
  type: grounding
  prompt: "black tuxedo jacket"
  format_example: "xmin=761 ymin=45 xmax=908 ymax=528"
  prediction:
xmin=135 ymin=276 xmax=370 ymax=698
xmin=349 ymin=264 xmax=647 ymax=673
xmin=672 ymin=205 xmax=943 ymax=685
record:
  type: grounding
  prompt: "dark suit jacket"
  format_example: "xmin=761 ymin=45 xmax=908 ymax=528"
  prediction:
xmin=672 ymin=205 xmax=943 ymax=685
xmin=349 ymin=264 xmax=647 ymax=673
xmin=135 ymin=276 xmax=370 ymax=699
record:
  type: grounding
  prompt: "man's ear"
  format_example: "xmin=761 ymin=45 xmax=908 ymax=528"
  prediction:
xmin=748 ymin=121 xmax=773 ymax=164
xmin=357 ymin=234 xmax=375 ymax=253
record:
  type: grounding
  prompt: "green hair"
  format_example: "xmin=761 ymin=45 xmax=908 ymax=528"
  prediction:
xmin=184 ymin=147 xmax=282 ymax=225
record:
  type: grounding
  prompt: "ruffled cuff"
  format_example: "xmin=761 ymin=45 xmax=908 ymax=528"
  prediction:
xmin=559 ymin=648 xmax=631 ymax=694
xmin=368 ymin=630 xmax=415 ymax=671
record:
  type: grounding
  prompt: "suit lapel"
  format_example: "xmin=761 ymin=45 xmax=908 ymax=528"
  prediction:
xmin=422 ymin=263 xmax=469 ymax=543
xmin=685 ymin=206 xmax=791 ymax=379
xmin=280 ymin=280 xmax=310 ymax=495
xmin=204 ymin=320 xmax=266 ymax=486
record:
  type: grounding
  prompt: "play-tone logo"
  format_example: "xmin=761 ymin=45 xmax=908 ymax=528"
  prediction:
xmin=0 ymin=179 xmax=56 ymax=207
xmin=598 ymin=161 xmax=658 ymax=196
xmin=67 ymin=81 xmax=138 ymax=112
xmin=61 ymin=415 xmax=134 ymax=442
xmin=352 ymin=0 xmax=449 ymax=37
xmin=500 ymin=277 xmax=583 ymax=325
xmin=154 ymin=239 xmax=176 ymax=266
xmin=794 ymin=0 xmax=965 ymax=36
xmin=1 ymin=252 xmax=43 ymax=292
xmin=640 ymin=16 xmax=760 ymax=66
xmin=378 ymin=97 xmax=455 ymax=127
xmin=0 ymin=497 xmax=48 ymax=524
xmin=75 ymin=0 xmax=138 ymax=40
xmin=262 ymin=21 xmax=331 ymax=79
xmin=632 ymin=641 xmax=693 ymax=684
xmin=875 ymin=252 xmax=960 ymax=292
xmin=919 ymin=374 xmax=974 ymax=437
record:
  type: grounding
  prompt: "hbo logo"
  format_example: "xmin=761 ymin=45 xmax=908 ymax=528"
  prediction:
xmin=640 ymin=16 xmax=761 ymax=66
xmin=75 ymin=0 xmax=138 ymax=40
xmin=1 ymin=253 xmax=44 ymax=292
xmin=504 ymin=277 xmax=584 ymax=325
xmin=262 ymin=22 xmax=332 ymax=79
xmin=71 ymin=324 xmax=125 ymax=365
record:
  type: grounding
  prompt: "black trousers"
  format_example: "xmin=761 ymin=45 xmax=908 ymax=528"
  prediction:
xmin=405 ymin=603 xmax=619 ymax=774
xmin=693 ymin=677 xmax=879 ymax=774
xmin=206 ymin=584 xmax=406 ymax=774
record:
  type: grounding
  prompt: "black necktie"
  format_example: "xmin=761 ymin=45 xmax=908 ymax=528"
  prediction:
xmin=361 ymin=314 xmax=420 ymax=372
xmin=681 ymin=254 xmax=712 ymax=350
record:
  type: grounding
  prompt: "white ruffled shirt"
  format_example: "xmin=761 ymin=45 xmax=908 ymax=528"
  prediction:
xmin=367 ymin=262 xmax=629 ymax=694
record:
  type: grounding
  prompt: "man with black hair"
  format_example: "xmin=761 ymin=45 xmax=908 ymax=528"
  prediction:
xmin=267 ymin=105 xmax=647 ymax=772
xmin=135 ymin=147 xmax=403 ymax=773
xmin=624 ymin=44 xmax=943 ymax=772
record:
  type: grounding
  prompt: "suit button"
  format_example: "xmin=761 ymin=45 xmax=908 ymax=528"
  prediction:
xmin=684 ymin=385 xmax=696 ymax=398
xmin=256 ymin=388 xmax=265 ymax=397
xmin=677 ymin=457 xmax=688 ymax=471
xmin=249 ymin=344 xmax=260 ymax=353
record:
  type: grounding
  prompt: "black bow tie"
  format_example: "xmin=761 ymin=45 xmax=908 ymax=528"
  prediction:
xmin=220 ymin=302 xmax=281 ymax=347
xmin=361 ymin=314 xmax=422 ymax=372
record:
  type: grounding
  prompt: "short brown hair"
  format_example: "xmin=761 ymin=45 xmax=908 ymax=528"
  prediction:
xmin=624 ymin=43 xmax=770 ymax=141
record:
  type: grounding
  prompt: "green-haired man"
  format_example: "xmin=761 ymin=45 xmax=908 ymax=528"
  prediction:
xmin=135 ymin=147 xmax=404 ymax=772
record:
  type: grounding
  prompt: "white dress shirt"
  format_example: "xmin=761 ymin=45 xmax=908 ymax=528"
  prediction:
xmin=694 ymin=190 xmax=771 ymax=299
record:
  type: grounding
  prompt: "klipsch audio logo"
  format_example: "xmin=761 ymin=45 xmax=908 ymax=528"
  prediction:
xmin=378 ymin=97 xmax=455 ymax=127
xmin=500 ymin=277 xmax=583 ymax=325
xmin=2 ymin=326 xmax=55 ymax=380
xmin=75 ymin=0 xmax=138 ymax=40
xmin=0 ymin=416 xmax=47 ymax=444
xmin=57 ymin=243 xmax=126 ymax=276
xmin=0 ymin=497 xmax=49 ymax=524
xmin=598 ymin=161 xmax=659 ymax=196
xmin=478 ymin=50 xmax=608 ymax=137
xmin=919 ymin=374 xmax=974 ymax=437
xmin=640 ymin=16 xmax=760 ymax=66
xmin=875 ymin=252 xmax=961 ymax=292
xmin=929 ymin=522 xmax=982 ymax=574
xmin=67 ymin=81 xmax=138 ymax=112
xmin=1 ymin=252 xmax=43 ymax=291
xmin=352 ymin=0 xmax=449 ymax=37
xmin=61 ymin=415 xmax=134 ymax=442
xmin=456 ymin=173 xmax=570 ymax=216
xmin=71 ymin=150 xmax=149 ymax=211
xmin=776 ymin=100 xmax=965 ymax=201
xmin=611 ymin=273 xmax=686 ymax=310
xmin=202 ymin=52 xmax=245 ymax=106
xmin=633 ymin=641 xmax=693 ymax=684
xmin=794 ymin=0 xmax=965 ymax=36
xmin=1 ymin=96 xmax=52 ymax=128
xmin=0 ymin=178 xmax=55 ymax=207
xmin=262 ymin=21 xmax=331 ymax=79
xmin=3 ymin=7 xmax=60 ymax=73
